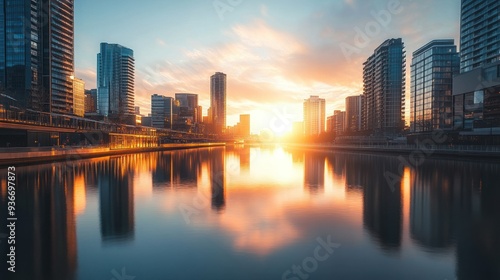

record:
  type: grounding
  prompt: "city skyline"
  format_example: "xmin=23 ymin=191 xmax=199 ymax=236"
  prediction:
xmin=74 ymin=0 xmax=461 ymax=133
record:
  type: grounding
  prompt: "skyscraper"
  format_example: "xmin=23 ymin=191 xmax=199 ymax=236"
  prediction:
xmin=410 ymin=40 xmax=459 ymax=133
xmin=0 ymin=0 xmax=74 ymax=114
xmin=453 ymin=0 xmax=500 ymax=135
xmin=363 ymin=38 xmax=405 ymax=135
xmin=303 ymin=96 xmax=325 ymax=136
xmin=97 ymin=43 xmax=135 ymax=124
xmin=460 ymin=0 xmax=500 ymax=73
xmin=210 ymin=72 xmax=226 ymax=134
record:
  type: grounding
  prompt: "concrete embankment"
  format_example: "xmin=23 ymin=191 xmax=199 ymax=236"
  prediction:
xmin=0 ymin=143 xmax=226 ymax=167
xmin=284 ymin=144 xmax=500 ymax=161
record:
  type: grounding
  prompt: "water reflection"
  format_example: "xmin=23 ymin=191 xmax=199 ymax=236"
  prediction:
xmin=326 ymin=154 xmax=403 ymax=251
xmin=99 ymin=159 xmax=135 ymax=243
xmin=0 ymin=146 xmax=499 ymax=279
xmin=304 ymin=152 xmax=325 ymax=194
xmin=210 ymin=148 xmax=225 ymax=211
xmin=0 ymin=165 xmax=77 ymax=280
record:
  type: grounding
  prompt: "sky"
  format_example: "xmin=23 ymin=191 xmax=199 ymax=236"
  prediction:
xmin=74 ymin=0 xmax=461 ymax=134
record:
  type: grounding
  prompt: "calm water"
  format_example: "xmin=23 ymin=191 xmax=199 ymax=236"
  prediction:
xmin=1 ymin=146 xmax=499 ymax=280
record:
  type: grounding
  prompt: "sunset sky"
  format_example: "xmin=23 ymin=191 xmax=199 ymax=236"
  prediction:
xmin=74 ymin=0 xmax=460 ymax=134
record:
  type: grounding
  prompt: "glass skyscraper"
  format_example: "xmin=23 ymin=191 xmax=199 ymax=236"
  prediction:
xmin=452 ymin=0 xmax=500 ymax=137
xmin=460 ymin=0 xmax=500 ymax=73
xmin=97 ymin=43 xmax=135 ymax=124
xmin=210 ymin=72 xmax=226 ymax=135
xmin=0 ymin=0 xmax=74 ymax=114
xmin=410 ymin=40 xmax=460 ymax=133
xmin=363 ymin=38 xmax=405 ymax=136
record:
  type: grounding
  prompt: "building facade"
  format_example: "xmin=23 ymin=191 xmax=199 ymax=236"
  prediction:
xmin=410 ymin=40 xmax=460 ymax=133
xmin=363 ymin=38 xmax=405 ymax=136
xmin=460 ymin=0 xmax=500 ymax=73
xmin=85 ymin=89 xmax=97 ymax=113
xmin=303 ymin=96 xmax=325 ymax=136
xmin=97 ymin=43 xmax=135 ymax=124
xmin=151 ymin=94 xmax=174 ymax=129
xmin=73 ymin=77 xmax=85 ymax=117
xmin=345 ymin=95 xmax=364 ymax=133
xmin=173 ymin=93 xmax=198 ymax=132
xmin=452 ymin=0 xmax=500 ymax=138
xmin=0 ymin=0 xmax=74 ymax=114
xmin=210 ymin=72 xmax=226 ymax=135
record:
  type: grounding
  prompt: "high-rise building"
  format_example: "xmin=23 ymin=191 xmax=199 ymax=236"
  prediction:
xmin=97 ymin=43 xmax=135 ymax=124
xmin=460 ymin=0 xmax=500 ymax=73
xmin=151 ymin=94 xmax=173 ymax=129
xmin=363 ymin=38 xmax=405 ymax=136
xmin=85 ymin=89 xmax=98 ymax=113
xmin=239 ymin=114 xmax=250 ymax=137
xmin=72 ymin=77 xmax=85 ymax=117
xmin=410 ymin=40 xmax=459 ymax=133
xmin=345 ymin=95 xmax=364 ymax=132
xmin=303 ymin=96 xmax=325 ymax=136
xmin=210 ymin=72 xmax=227 ymax=134
xmin=0 ymin=0 xmax=74 ymax=114
xmin=173 ymin=93 xmax=198 ymax=131
xmin=452 ymin=0 xmax=500 ymax=136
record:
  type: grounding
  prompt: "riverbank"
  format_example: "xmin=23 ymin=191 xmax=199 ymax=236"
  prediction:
xmin=283 ymin=143 xmax=500 ymax=161
xmin=0 ymin=143 xmax=226 ymax=167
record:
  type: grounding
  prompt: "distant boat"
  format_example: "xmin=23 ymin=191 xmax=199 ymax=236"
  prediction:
xmin=234 ymin=140 xmax=244 ymax=144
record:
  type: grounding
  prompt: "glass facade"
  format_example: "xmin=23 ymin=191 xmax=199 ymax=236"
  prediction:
xmin=363 ymin=38 xmax=405 ymax=135
xmin=460 ymin=0 xmax=500 ymax=73
xmin=151 ymin=94 xmax=173 ymax=129
xmin=210 ymin=72 xmax=226 ymax=134
xmin=97 ymin=43 xmax=135 ymax=122
xmin=410 ymin=40 xmax=460 ymax=132
xmin=0 ymin=0 xmax=74 ymax=114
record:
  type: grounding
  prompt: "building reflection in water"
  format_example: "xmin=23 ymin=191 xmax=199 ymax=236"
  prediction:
xmin=239 ymin=146 xmax=251 ymax=171
xmin=210 ymin=148 xmax=226 ymax=211
xmin=153 ymin=152 xmax=173 ymax=188
xmin=453 ymin=161 xmax=500 ymax=279
xmin=0 ymin=165 xmax=77 ymax=280
xmin=304 ymin=151 xmax=325 ymax=194
xmin=328 ymin=153 xmax=403 ymax=251
xmin=99 ymin=158 xmax=135 ymax=243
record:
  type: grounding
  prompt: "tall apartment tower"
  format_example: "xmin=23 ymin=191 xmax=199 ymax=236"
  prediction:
xmin=210 ymin=72 xmax=226 ymax=135
xmin=363 ymin=38 xmax=405 ymax=136
xmin=97 ymin=43 xmax=135 ymax=124
xmin=460 ymin=0 xmax=500 ymax=73
xmin=0 ymin=0 xmax=74 ymax=114
xmin=303 ymin=96 xmax=325 ymax=136
xmin=410 ymin=40 xmax=460 ymax=133
xmin=453 ymin=0 xmax=500 ymax=133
